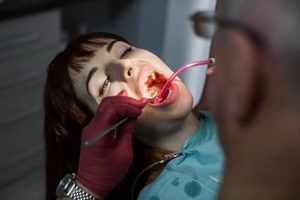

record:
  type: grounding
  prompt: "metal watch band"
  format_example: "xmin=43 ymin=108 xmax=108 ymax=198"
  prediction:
xmin=69 ymin=184 xmax=98 ymax=200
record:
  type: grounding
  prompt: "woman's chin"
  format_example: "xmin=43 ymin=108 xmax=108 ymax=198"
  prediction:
xmin=135 ymin=85 xmax=193 ymax=134
xmin=172 ymin=81 xmax=194 ymax=114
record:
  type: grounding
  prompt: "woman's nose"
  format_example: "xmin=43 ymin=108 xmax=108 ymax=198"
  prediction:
xmin=108 ymin=59 xmax=135 ymax=82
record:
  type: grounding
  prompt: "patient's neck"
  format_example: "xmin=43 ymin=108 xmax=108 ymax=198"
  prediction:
xmin=136 ymin=112 xmax=200 ymax=152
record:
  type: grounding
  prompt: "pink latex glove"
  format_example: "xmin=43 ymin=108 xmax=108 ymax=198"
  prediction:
xmin=77 ymin=92 xmax=147 ymax=198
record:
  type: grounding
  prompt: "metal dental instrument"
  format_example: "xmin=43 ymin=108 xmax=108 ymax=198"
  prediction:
xmin=83 ymin=117 xmax=128 ymax=146
xmin=84 ymin=58 xmax=216 ymax=146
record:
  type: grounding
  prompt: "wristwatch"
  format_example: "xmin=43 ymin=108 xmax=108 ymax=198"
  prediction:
xmin=56 ymin=173 xmax=100 ymax=200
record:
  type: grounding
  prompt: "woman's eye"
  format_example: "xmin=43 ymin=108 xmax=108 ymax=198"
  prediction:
xmin=120 ymin=46 xmax=132 ymax=58
xmin=99 ymin=77 xmax=110 ymax=96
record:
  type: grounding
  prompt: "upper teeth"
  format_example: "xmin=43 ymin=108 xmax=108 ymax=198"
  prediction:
xmin=150 ymin=71 xmax=156 ymax=80
xmin=145 ymin=71 xmax=156 ymax=83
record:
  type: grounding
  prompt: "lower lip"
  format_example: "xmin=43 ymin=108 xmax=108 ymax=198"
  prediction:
xmin=149 ymin=83 xmax=178 ymax=107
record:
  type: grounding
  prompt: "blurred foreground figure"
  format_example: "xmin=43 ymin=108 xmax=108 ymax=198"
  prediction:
xmin=192 ymin=0 xmax=300 ymax=199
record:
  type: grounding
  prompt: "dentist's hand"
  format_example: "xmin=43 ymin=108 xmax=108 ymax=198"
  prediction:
xmin=76 ymin=91 xmax=147 ymax=198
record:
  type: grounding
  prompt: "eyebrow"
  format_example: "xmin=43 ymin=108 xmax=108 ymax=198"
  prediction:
xmin=106 ymin=40 xmax=118 ymax=53
xmin=86 ymin=67 xmax=98 ymax=97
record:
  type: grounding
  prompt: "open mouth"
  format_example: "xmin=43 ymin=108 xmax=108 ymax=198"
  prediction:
xmin=143 ymin=70 xmax=172 ymax=104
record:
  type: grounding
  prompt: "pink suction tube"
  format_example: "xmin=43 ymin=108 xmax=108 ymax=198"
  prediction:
xmin=154 ymin=58 xmax=215 ymax=103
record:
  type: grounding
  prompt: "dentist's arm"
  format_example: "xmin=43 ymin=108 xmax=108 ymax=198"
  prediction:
xmin=58 ymin=94 xmax=146 ymax=199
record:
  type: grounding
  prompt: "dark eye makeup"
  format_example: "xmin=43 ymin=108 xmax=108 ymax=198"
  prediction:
xmin=99 ymin=76 xmax=110 ymax=96
xmin=120 ymin=46 xmax=132 ymax=58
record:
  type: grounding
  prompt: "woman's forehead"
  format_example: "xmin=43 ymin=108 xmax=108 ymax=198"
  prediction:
xmin=69 ymin=39 xmax=132 ymax=84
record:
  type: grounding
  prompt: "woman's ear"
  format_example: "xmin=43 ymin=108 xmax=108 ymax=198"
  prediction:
xmin=193 ymin=60 xmax=216 ymax=111
xmin=206 ymin=64 xmax=215 ymax=76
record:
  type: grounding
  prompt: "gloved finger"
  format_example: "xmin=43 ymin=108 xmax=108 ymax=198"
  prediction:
xmin=110 ymin=89 xmax=147 ymax=106
xmin=93 ymin=129 xmax=118 ymax=148
xmin=116 ymin=119 xmax=135 ymax=147
xmin=101 ymin=104 xmax=143 ymax=124
xmin=93 ymin=100 xmax=143 ymax=122
xmin=95 ymin=96 xmax=147 ymax=116
xmin=105 ymin=96 xmax=147 ymax=109
xmin=113 ymin=121 xmax=135 ymax=163
xmin=117 ymin=89 xmax=128 ymax=96
xmin=111 ymin=101 xmax=146 ymax=112
xmin=89 ymin=121 xmax=134 ymax=153
xmin=117 ymin=89 xmax=148 ymax=107
xmin=83 ymin=103 xmax=143 ymax=140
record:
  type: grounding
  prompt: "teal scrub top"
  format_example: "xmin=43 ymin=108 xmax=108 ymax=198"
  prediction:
xmin=138 ymin=111 xmax=225 ymax=200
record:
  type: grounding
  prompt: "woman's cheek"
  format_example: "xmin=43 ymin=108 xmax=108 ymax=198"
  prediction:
xmin=105 ymin=83 xmax=123 ymax=97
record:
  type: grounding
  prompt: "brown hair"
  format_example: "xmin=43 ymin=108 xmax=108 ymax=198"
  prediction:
xmin=44 ymin=32 xmax=134 ymax=200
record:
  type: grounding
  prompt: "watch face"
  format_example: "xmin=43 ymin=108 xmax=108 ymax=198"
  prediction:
xmin=56 ymin=174 xmax=75 ymax=197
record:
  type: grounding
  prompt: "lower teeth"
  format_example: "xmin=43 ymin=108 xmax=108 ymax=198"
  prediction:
xmin=145 ymin=87 xmax=172 ymax=104
xmin=145 ymin=87 xmax=158 ymax=100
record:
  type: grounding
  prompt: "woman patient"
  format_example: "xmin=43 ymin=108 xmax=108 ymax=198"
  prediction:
xmin=44 ymin=32 xmax=224 ymax=200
